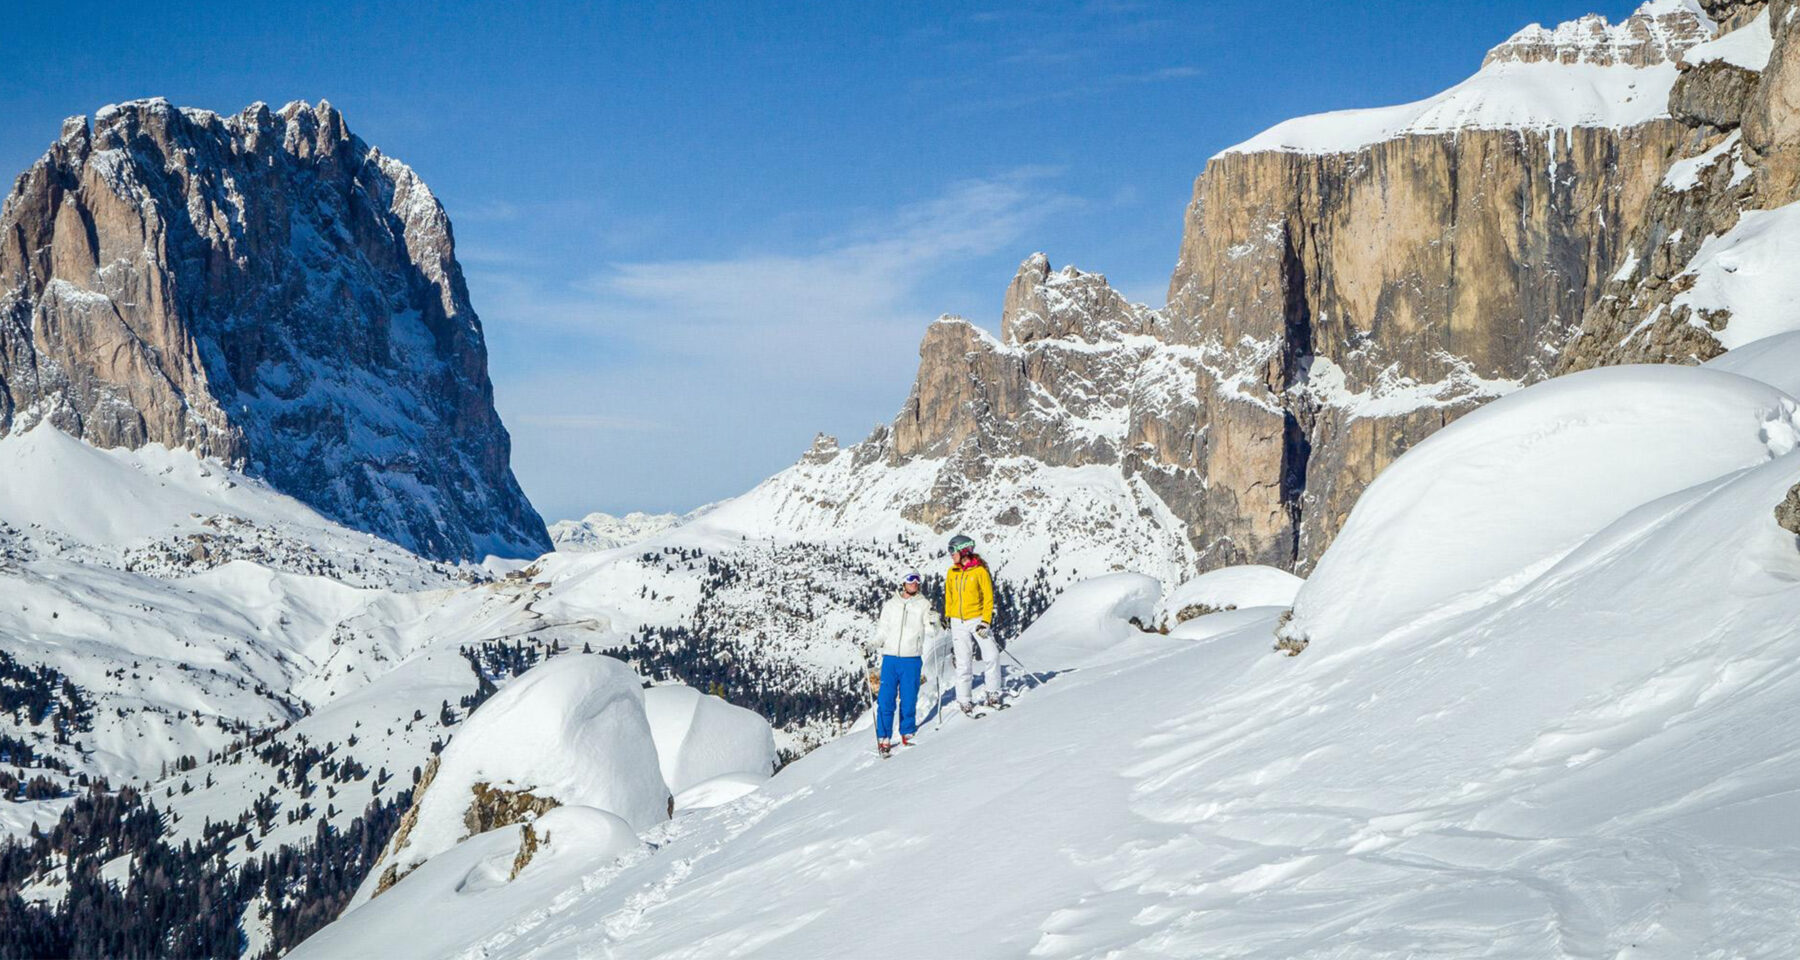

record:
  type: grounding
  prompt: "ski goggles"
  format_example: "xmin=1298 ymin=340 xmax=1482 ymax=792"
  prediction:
xmin=903 ymin=573 xmax=922 ymax=584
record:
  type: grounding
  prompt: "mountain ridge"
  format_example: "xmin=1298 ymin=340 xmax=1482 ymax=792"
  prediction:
xmin=0 ymin=97 xmax=549 ymax=562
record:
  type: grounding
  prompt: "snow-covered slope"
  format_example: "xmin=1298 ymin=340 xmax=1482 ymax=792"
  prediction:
xmin=1703 ymin=328 xmax=1800 ymax=395
xmin=296 ymin=340 xmax=1800 ymax=958
xmin=1672 ymin=199 xmax=1800 ymax=349
xmin=1282 ymin=364 xmax=1800 ymax=649
xmin=1221 ymin=0 xmax=1712 ymax=156
xmin=0 ymin=424 xmax=475 ymax=783
xmin=698 ymin=447 xmax=1195 ymax=586
xmin=1223 ymin=61 xmax=1680 ymax=155
xmin=1681 ymin=6 xmax=1773 ymax=70
xmin=0 ymin=423 xmax=788 ymax=949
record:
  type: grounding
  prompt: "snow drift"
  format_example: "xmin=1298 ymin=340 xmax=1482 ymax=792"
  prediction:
xmin=1703 ymin=329 xmax=1800 ymax=397
xmin=642 ymin=685 xmax=778 ymax=799
xmin=295 ymin=804 xmax=647 ymax=960
xmin=1011 ymin=572 xmax=1160 ymax=666
xmin=1155 ymin=565 xmax=1303 ymax=629
xmin=1285 ymin=364 xmax=1800 ymax=648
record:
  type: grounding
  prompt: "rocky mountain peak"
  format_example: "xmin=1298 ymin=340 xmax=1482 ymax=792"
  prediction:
xmin=1484 ymin=0 xmax=1715 ymax=67
xmin=0 ymin=99 xmax=550 ymax=561
xmin=799 ymin=432 xmax=841 ymax=464
xmin=1000 ymin=252 xmax=1154 ymax=346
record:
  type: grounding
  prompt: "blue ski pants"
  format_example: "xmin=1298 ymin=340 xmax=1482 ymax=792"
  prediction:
xmin=875 ymin=654 xmax=922 ymax=740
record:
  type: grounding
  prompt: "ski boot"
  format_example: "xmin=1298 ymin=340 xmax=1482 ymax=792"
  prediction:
xmin=877 ymin=739 xmax=893 ymax=759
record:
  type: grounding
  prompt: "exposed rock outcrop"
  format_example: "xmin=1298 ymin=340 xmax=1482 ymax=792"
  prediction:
xmin=1744 ymin=2 xmax=1800 ymax=198
xmin=1560 ymin=2 xmax=1789 ymax=370
xmin=799 ymin=433 xmax=841 ymax=465
xmin=1483 ymin=3 xmax=1711 ymax=66
xmin=464 ymin=781 xmax=560 ymax=837
xmin=1776 ymin=480 xmax=1800 ymax=535
xmin=1157 ymin=1 xmax=1711 ymax=568
xmin=0 ymin=98 xmax=549 ymax=561
xmin=372 ymin=754 xmax=439 ymax=896
xmin=1671 ymin=59 xmax=1763 ymax=127
xmin=1165 ymin=122 xmax=1691 ymax=566
xmin=884 ymin=260 xmax=1197 ymax=551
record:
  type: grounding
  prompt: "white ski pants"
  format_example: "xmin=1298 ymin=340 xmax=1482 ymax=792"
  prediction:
xmin=950 ymin=617 xmax=1002 ymax=705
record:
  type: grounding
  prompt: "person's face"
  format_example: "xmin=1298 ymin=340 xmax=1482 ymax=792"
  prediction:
xmin=903 ymin=581 xmax=920 ymax=596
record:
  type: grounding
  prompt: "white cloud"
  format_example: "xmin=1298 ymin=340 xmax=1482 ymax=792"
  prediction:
xmin=588 ymin=169 xmax=1075 ymax=330
xmin=479 ymin=169 xmax=1080 ymax=520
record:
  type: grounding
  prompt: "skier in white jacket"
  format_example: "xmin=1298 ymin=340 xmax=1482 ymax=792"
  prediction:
xmin=868 ymin=571 xmax=936 ymax=758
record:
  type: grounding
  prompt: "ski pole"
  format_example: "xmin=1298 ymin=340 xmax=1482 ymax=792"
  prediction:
xmin=1002 ymin=646 xmax=1044 ymax=689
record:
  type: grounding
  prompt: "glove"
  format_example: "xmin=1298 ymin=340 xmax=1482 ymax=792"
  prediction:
xmin=867 ymin=669 xmax=880 ymax=694
xmin=975 ymin=622 xmax=992 ymax=641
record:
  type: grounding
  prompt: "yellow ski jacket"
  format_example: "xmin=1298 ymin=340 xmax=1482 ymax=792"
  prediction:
xmin=944 ymin=560 xmax=994 ymax=623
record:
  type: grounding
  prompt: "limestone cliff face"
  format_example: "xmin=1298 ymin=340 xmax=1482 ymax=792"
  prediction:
xmin=1560 ymin=0 xmax=1790 ymax=370
xmin=795 ymin=1 xmax=1725 ymax=576
xmin=1157 ymin=1 xmax=1710 ymax=568
xmin=1167 ymin=125 xmax=1692 ymax=566
xmin=0 ymin=99 xmax=549 ymax=561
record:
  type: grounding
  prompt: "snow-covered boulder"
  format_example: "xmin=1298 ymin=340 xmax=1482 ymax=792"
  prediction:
xmin=1287 ymin=365 xmax=1800 ymax=648
xmin=642 ymin=685 xmax=777 ymax=798
xmin=509 ymin=805 xmax=642 ymax=880
xmin=1015 ymin=573 xmax=1161 ymax=666
xmin=1167 ymin=605 xmax=1292 ymax=642
xmin=1156 ymin=565 xmax=1303 ymax=629
xmin=364 ymin=655 xmax=668 ymax=899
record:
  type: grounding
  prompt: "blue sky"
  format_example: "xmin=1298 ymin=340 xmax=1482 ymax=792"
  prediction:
xmin=2 ymin=0 xmax=1644 ymax=522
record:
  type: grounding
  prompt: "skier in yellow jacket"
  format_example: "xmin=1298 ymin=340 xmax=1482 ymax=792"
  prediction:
xmin=944 ymin=533 xmax=1001 ymax=714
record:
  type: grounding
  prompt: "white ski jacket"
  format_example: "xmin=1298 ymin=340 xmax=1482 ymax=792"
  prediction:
xmin=871 ymin=591 xmax=936 ymax=658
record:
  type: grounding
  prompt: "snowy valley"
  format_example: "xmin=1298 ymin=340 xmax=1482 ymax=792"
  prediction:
xmin=4 ymin=0 xmax=1800 ymax=955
